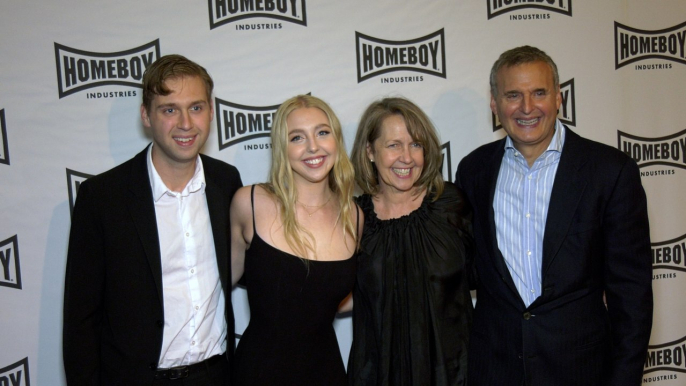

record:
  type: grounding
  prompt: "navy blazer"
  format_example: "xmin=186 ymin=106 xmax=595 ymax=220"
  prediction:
xmin=63 ymin=146 xmax=242 ymax=385
xmin=456 ymin=127 xmax=652 ymax=386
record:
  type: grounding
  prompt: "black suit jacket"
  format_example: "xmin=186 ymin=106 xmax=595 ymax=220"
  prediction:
xmin=456 ymin=128 xmax=652 ymax=386
xmin=63 ymin=146 xmax=242 ymax=385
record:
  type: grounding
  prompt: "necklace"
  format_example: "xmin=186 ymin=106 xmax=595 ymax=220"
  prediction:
xmin=297 ymin=194 xmax=332 ymax=217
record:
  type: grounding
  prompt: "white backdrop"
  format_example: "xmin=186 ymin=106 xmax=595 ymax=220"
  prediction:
xmin=1 ymin=1 xmax=685 ymax=385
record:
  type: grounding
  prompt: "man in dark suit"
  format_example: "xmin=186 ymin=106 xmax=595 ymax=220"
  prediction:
xmin=63 ymin=55 xmax=242 ymax=385
xmin=456 ymin=46 xmax=652 ymax=385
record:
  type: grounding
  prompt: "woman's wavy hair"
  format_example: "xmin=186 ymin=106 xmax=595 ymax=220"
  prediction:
xmin=261 ymin=95 xmax=357 ymax=260
xmin=351 ymin=97 xmax=444 ymax=200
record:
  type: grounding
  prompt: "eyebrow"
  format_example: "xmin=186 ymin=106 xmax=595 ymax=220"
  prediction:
xmin=156 ymin=100 xmax=208 ymax=109
xmin=503 ymin=88 xmax=547 ymax=95
xmin=288 ymin=123 xmax=331 ymax=133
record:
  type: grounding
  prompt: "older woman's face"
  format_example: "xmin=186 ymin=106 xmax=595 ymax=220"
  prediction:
xmin=367 ymin=114 xmax=424 ymax=195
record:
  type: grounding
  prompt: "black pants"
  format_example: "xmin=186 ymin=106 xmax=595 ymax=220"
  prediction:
xmin=152 ymin=355 xmax=229 ymax=385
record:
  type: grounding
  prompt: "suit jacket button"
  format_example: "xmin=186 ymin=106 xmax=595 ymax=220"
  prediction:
xmin=156 ymin=320 xmax=164 ymax=328
xmin=149 ymin=363 xmax=156 ymax=370
xmin=523 ymin=312 xmax=532 ymax=320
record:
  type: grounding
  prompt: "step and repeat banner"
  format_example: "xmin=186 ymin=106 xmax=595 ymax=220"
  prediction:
xmin=1 ymin=1 xmax=685 ymax=384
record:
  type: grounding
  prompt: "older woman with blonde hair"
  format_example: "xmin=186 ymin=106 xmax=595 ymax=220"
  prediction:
xmin=230 ymin=95 xmax=361 ymax=385
xmin=349 ymin=97 xmax=473 ymax=385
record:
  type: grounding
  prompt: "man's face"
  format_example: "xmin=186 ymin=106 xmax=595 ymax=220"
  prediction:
xmin=141 ymin=75 xmax=213 ymax=172
xmin=491 ymin=61 xmax=561 ymax=163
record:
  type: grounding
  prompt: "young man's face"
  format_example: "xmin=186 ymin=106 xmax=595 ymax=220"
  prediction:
xmin=141 ymin=75 xmax=213 ymax=172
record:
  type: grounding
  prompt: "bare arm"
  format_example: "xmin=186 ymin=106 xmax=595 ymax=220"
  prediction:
xmin=338 ymin=293 xmax=353 ymax=313
xmin=230 ymin=186 xmax=253 ymax=286
xmin=338 ymin=203 xmax=364 ymax=314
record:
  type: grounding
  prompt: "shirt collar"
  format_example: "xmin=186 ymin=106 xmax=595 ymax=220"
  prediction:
xmin=504 ymin=119 xmax=566 ymax=156
xmin=147 ymin=144 xmax=206 ymax=202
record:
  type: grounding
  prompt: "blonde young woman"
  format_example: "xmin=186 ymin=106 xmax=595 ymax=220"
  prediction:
xmin=230 ymin=95 xmax=361 ymax=385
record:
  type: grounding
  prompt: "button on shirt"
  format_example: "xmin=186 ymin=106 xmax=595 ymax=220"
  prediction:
xmin=494 ymin=121 xmax=565 ymax=307
xmin=147 ymin=146 xmax=226 ymax=368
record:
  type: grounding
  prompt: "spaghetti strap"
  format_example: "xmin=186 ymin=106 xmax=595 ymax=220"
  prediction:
xmin=250 ymin=185 xmax=257 ymax=234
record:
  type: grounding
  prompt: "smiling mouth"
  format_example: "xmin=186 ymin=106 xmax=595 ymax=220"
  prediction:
xmin=174 ymin=136 xmax=195 ymax=143
xmin=516 ymin=118 xmax=539 ymax=125
xmin=304 ymin=157 xmax=324 ymax=166
xmin=392 ymin=168 xmax=411 ymax=176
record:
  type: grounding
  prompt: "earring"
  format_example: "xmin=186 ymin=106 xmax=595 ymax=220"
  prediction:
xmin=370 ymin=158 xmax=374 ymax=163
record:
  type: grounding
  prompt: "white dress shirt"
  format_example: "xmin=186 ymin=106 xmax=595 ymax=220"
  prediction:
xmin=147 ymin=146 xmax=227 ymax=368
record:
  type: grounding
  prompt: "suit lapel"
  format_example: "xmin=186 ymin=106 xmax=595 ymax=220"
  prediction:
xmin=478 ymin=140 xmax=523 ymax=301
xmin=127 ymin=146 xmax=164 ymax=305
xmin=542 ymin=128 xmax=589 ymax=276
xmin=202 ymin=158 xmax=229 ymax=292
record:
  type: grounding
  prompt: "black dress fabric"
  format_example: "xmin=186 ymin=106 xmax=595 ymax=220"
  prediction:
xmin=233 ymin=186 xmax=356 ymax=386
xmin=349 ymin=183 xmax=473 ymax=386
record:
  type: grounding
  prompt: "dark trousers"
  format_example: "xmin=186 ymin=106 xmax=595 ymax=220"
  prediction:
xmin=152 ymin=355 xmax=229 ymax=385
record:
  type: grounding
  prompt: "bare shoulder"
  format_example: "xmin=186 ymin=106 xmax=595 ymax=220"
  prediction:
xmin=230 ymin=185 xmax=255 ymax=224
xmin=231 ymin=185 xmax=278 ymax=213
xmin=251 ymin=184 xmax=278 ymax=211
xmin=231 ymin=185 xmax=252 ymax=208
xmin=249 ymin=184 xmax=281 ymax=224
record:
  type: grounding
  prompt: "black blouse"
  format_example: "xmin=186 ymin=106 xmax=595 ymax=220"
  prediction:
xmin=349 ymin=183 xmax=473 ymax=386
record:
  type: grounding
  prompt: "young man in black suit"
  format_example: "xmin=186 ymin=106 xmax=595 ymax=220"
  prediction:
xmin=456 ymin=46 xmax=652 ymax=386
xmin=63 ymin=54 xmax=242 ymax=385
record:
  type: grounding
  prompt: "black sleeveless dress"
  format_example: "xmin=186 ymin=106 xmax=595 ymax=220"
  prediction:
xmin=233 ymin=186 xmax=356 ymax=386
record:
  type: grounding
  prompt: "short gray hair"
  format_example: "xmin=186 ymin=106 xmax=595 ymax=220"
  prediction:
xmin=489 ymin=45 xmax=559 ymax=96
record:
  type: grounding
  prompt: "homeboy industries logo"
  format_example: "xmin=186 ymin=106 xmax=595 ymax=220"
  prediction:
xmin=356 ymin=29 xmax=446 ymax=83
xmin=0 ymin=358 xmax=30 ymax=386
xmin=652 ymin=233 xmax=686 ymax=281
xmin=441 ymin=142 xmax=452 ymax=183
xmin=644 ymin=335 xmax=686 ymax=381
xmin=209 ymin=0 xmax=306 ymax=30
xmin=67 ymin=169 xmax=94 ymax=218
xmin=54 ymin=40 xmax=160 ymax=98
xmin=0 ymin=109 xmax=9 ymax=165
xmin=615 ymin=21 xmax=686 ymax=70
xmin=487 ymin=0 xmax=572 ymax=20
xmin=618 ymin=129 xmax=686 ymax=175
xmin=493 ymin=78 xmax=575 ymax=131
xmin=216 ymin=98 xmax=279 ymax=151
xmin=0 ymin=235 xmax=21 ymax=290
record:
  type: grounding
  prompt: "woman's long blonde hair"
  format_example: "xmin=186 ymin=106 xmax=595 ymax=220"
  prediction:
xmin=261 ymin=95 xmax=357 ymax=260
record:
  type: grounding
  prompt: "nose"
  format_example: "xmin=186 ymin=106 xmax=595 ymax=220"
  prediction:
xmin=521 ymin=94 xmax=534 ymax=114
xmin=178 ymin=110 xmax=192 ymax=130
xmin=308 ymin=137 xmax=319 ymax=153
xmin=400 ymin=146 xmax=412 ymax=163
